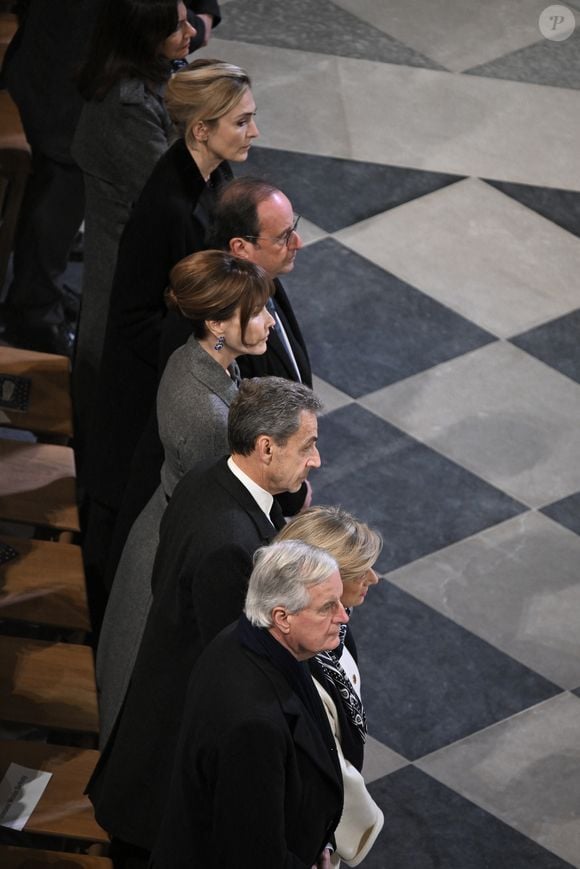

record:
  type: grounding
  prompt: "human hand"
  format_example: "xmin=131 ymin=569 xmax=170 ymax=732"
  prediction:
xmin=317 ymin=847 xmax=333 ymax=868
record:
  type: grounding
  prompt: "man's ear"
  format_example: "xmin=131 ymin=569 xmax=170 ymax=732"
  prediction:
xmin=255 ymin=434 xmax=274 ymax=464
xmin=229 ymin=236 xmax=252 ymax=259
xmin=271 ymin=606 xmax=290 ymax=634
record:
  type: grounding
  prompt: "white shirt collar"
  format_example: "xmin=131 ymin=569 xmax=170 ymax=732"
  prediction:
xmin=227 ymin=456 xmax=274 ymax=523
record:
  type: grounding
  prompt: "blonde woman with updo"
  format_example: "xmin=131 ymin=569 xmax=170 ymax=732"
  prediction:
xmin=277 ymin=506 xmax=385 ymax=867
xmin=83 ymin=58 xmax=258 ymax=595
xmin=96 ymin=250 xmax=273 ymax=760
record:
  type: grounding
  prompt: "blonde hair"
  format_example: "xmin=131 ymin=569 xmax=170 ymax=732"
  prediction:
xmin=165 ymin=58 xmax=251 ymax=151
xmin=276 ymin=506 xmax=382 ymax=584
xmin=165 ymin=249 xmax=272 ymax=340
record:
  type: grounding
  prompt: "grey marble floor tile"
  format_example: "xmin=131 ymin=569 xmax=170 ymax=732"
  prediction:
xmin=214 ymin=0 xmax=443 ymax=68
xmin=353 ymin=579 xmax=559 ymax=759
xmin=312 ymin=375 xmax=353 ymax=417
xmin=335 ymin=178 xmax=580 ymax=338
xmin=386 ymin=512 xmax=580 ymax=689
xmin=511 ymin=309 xmax=580 ymax=385
xmin=332 ymin=0 xmax=544 ymax=73
xmin=361 ymin=735 xmax=408 ymax=785
xmin=284 ymin=237 xmax=494 ymax=397
xmin=361 ymin=342 xmax=580 ymax=508
xmin=366 ymin=764 xmax=576 ymax=868
xmin=417 ymin=693 xmax=580 ymax=868
xmin=484 ymin=179 xmax=580 ymax=239
xmin=201 ymin=39 xmax=580 ymax=190
xmin=466 ymin=29 xmax=580 ymax=90
xmin=541 ymin=492 xmax=580 ymax=537
xmin=315 ymin=404 xmax=525 ymax=573
xmin=239 ymin=146 xmax=462 ymax=232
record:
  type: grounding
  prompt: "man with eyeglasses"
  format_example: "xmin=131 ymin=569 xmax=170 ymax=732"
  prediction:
xmin=207 ymin=176 xmax=311 ymax=388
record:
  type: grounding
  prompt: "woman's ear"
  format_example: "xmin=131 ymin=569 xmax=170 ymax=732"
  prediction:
xmin=190 ymin=119 xmax=209 ymax=144
xmin=205 ymin=318 xmax=223 ymax=340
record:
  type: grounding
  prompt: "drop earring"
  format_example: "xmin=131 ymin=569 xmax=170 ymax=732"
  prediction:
xmin=214 ymin=335 xmax=225 ymax=351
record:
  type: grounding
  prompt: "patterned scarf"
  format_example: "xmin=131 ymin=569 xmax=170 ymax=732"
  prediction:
xmin=315 ymin=620 xmax=367 ymax=744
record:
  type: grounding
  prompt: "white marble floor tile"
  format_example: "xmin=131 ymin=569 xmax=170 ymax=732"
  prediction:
xmin=335 ymin=178 xmax=580 ymax=337
xmin=202 ymin=39 xmax=580 ymax=190
xmin=312 ymin=375 xmax=353 ymax=416
xmin=360 ymin=341 xmax=580 ymax=508
xmin=416 ymin=693 xmax=580 ymax=867
xmin=332 ymin=0 xmax=544 ymax=72
xmin=295 ymin=216 xmax=328 ymax=247
xmin=386 ymin=512 xmax=580 ymax=689
xmin=362 ymin=734 xmax=409 ymax=784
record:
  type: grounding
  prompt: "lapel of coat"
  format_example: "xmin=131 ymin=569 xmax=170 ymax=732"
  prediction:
xmin=212 ymin=458 xmax=277 ymax=544
xmin=250 ymin=651 xmax=342 ymax=793
xmin=183 ymin=336 xmax=238 ymax=406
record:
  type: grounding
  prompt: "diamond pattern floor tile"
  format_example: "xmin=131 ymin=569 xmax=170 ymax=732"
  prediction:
xmin=417 ymin=693 xmax=580 ymax=867
xmin=511 ymin=309 xmax=580 ymax=386
xmin=386 ymin=511 xmax=580 ymax=689
xmin=285 ymin=237 xmax=494 ymax=397
xmin=541 ymin=492 xmax=580 ymax=537
xmin=360 ymin=342 xmax=580 ymax=508
xmin=240 ymin=147 xmax=463 ymax=231
xmin=366 ymin=764 xmax=576 ymax=868
xmin=314 ymin=403 xmax=525 ymax=573
xmin=352 ymin=580 xmax=560 ymax=760
xmin=335 ymin=178 xmax=580 ymax=337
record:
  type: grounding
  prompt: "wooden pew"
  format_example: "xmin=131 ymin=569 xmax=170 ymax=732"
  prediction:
xmin=0 ymin=637 xmax=98 ymax=734
xmin=0 ymin=348 xmax=73 ymax=441
xmin=0 ymin=440 xmax=79 ymax=533
xmin=0 ymin=845 xmax=112 ymax=868
xmin=0 ymin=537 xmax=90 ymax=632
xmin=0 ymin=741 xmax=107 ymax=843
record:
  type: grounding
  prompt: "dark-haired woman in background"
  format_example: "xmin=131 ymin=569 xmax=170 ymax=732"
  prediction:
xmin=72 ymin=0 xmax=220 ymax=435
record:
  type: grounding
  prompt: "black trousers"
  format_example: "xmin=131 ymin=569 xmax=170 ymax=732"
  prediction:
xmin=6 ymin=149 xmax=84 ymax=325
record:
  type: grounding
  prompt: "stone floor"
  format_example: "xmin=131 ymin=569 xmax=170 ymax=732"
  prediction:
xmin=199 ymin=3 xmax=580 ymax=866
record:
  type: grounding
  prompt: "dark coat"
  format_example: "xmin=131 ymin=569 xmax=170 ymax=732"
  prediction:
xmin=152 ymin=622 xmax=343 ymax=869
xmin=84 ymin=139 xmax=232 ymax=508
xmin=88 ymin=457 xmax=284 ymax=850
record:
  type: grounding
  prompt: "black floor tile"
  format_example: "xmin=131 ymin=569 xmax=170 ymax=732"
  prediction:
xmin=240 ymin=148 xmax=463 ymax=232
xmin=541 ymin=492 xmax=580 ymax=536
xmin=363 ymin=766 xmax=574 ymax=868
xmin=284 ymin=238 xmax=495 ymax=396
xmin=484 ymin=179 xmax=580 ymax=239
xmin=313 ymin=403 xmax=525 ymax=573
xmin=217 ymin=0 xmax=445 ymax=69
xmin=510 ymin=310 xmax=580 ymax=385
xmin=352 ymin=581 xmax=560 ymax=759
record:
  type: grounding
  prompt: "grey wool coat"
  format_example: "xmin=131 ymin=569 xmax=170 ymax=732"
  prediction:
xmin=96 ymin=336 xmax=238 ymax=748
xmin=72 ymin=77 xmax=174 ymax=430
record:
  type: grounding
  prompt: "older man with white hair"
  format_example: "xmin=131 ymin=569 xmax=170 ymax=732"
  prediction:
xmin=152 ymin=540 xmax=348 ymax=869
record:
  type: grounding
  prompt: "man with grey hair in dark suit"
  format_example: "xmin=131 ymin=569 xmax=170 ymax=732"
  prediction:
xmin=153 ymin=540 xmax=347 ymax=868
xmin=88 ymin=376 xmax=323 ymax=865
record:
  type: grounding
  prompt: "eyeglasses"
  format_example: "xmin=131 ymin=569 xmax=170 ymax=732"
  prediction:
xmin=244 ymin=214 xmax=301 ymax=248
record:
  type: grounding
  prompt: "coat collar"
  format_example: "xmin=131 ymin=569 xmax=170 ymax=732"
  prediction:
xmin=211 ymin=457 xmax=277 ymax=542
xmin=182 ymin=335 xmax=238 ymax=407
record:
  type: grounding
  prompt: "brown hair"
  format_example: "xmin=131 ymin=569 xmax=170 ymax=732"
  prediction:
xmin=276 ymin=506 xmax=382 ymax=584
xmin=165 ymin=58 xmax=251 ymax=151
xmin=165 ymin=250 xmax=273 ymax=340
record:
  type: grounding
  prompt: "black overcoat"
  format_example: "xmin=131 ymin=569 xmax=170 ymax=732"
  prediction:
xmin=88 ymin=456 xmax=282 ymax=849
xmin=152 ymin=623 xmax=344 ymax=869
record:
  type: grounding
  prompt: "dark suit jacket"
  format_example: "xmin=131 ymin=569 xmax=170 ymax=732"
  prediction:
xmin=152 ymin=622 xmax=343 ymax=869
xmin=84 ymin=139 xmax=232 ymax=508
xmin=88 ymin=456 xmax=283 ymax=850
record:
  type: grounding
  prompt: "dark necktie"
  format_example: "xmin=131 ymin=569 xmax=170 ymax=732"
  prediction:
xmin=269 ymin=499 xmax=286 ymax=531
